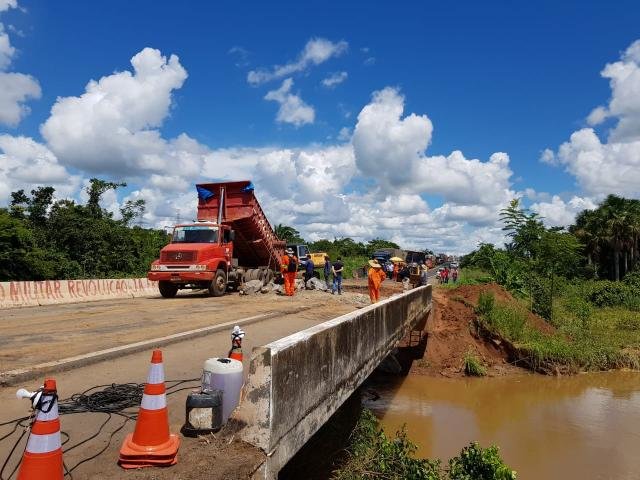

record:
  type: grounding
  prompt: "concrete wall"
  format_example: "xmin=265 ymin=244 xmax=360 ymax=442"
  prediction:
xmin=0 ymin=278 xmax=159 ymax=309
xmin=233 ymin=285 xmax=432 ymax=478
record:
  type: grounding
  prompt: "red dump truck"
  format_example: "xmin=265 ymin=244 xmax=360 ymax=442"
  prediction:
xmin=148 ymin=181 xmax=286 ymax=298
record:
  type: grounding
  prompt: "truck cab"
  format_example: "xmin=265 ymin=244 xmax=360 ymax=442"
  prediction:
xmin=148 ymin=222 xmax=234 ymax=298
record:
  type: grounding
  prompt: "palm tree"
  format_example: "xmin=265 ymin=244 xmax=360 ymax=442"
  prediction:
xmin=274 ymin=224 xmax=302 ymax=243
xmin=572 ymin=209 xmax=607 ymax=277
xmin=627 ymin=201 xmax=640 ymax=272
xmin=600 ymin=195 xmax=633 ymax=281
xmin=571 ymin=196 xmax=640 ymax=280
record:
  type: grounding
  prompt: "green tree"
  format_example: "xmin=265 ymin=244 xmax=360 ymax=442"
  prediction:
xmin=500 ymin=199 xmax=545 ymax=260
xmin=274 ymin=224 xmax=305 ymax=243
xmin=120 ymin=199 xmax=146 ymax=226
xmin=9 ymin=189 xmax=29 ymax=218
xmin=27 ymin=186 xmax=55 ymax=226
xmin=366 ymin=238 xmax=400 ymax=255
xmin=86 ymin=178 xmax=126 ymax=218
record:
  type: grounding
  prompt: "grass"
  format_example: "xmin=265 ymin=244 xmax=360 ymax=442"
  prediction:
xmin=438 ymin=268 xmax=492 ymax=289
xmin=337 ymin=255 xmax=371 ymax=280
xmin=463 ymin=351 xmax=487 ymax=376
xmin=475 ymin=290 xmax=640 ymax=372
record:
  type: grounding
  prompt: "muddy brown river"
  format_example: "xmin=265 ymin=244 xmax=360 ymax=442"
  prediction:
xmin=364 ymin=371 xmax=640 ymax=480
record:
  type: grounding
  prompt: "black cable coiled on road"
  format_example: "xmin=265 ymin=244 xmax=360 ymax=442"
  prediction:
xmin=1 ymin=379 xmax=199 ymax=479
xmin=60 ymin=383 xmax=143 ymax=415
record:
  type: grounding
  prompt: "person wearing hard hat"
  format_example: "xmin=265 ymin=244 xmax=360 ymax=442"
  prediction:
xmin=368 ymin=259 xmax=387 ymax=303
xmin=281 ymin=248 xmax=298 ymax=296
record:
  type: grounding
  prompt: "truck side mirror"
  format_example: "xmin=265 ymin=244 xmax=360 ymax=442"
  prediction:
xmin=229 ymin=230 xmax=235 ymax=242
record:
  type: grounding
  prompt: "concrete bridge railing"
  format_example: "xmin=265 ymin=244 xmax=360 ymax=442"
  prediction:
xmin=233 ymin=284 xmax=432 ymax=478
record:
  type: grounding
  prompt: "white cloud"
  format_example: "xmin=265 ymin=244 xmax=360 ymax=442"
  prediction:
xmin=554 ymin=128 xmax=640 ymax=197
xmin=41 ymin=47 xmax=190 ymax=174
xmin=587 ymin=40 xmax=640 ymax=142
xmin=293 ymin=144 xmax=355 ymax=198
xmin=539 ymin=148 xmax=556 ymax=165
xmin=228 ymin=46 xmax=250 ymax=67
xmin=352 ymin=87 xmax=515 ymax=217
xmin=0 ymin=135 xmax=81 ymax=205
xmin=337 ymin=127 xmax=351 ymax=141
xmin=0 ymin=1 xmax=18 ymax=13
xmin=353 ymin=87 xmax=433 ymax=187
xmin=587 ymin=105 xmax=608 ymax=126
xmin=264 ymin=78 xmax=315 ymax=127
xmin=247 ymin=38 xmax=347 ymax=85
xmin=531 ymin=195 xmax=598 ymax=228
xmin=545 ymin=39 xmax=640 ymax=197
xmin=321 ymin=71 xmax=347 ymax=88
xmin=0 ymin=22 xmax=15 ymax=69
xmin=0 ymin=3 xmax=41 ymax=127
xmin=0 ymin=72 xmax=41 ymax=125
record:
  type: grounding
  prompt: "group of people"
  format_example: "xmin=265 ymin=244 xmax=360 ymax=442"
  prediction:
xmin=279 ymin=248 xmax=345 ymax=297
xmin=281 ymin=249 xmax=457 ymax=303
xmin=436 ymin=266 xmax=458 ymax=284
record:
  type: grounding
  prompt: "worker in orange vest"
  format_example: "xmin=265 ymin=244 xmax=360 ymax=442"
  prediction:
xmin=368 ymin=259 xmax=387 ymax=303
xmin=392 ymin=262 xmax=399 ymax=281
xmin=281 ymin=248 xmax=298 ymax=296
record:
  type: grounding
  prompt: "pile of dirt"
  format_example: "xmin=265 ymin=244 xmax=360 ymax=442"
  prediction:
xmin=410 ymin=283 xmax=554 ymax=377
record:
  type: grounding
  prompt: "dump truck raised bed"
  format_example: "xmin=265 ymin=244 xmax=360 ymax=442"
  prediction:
xmin=148 ymin=180 xmax=286 ymax=298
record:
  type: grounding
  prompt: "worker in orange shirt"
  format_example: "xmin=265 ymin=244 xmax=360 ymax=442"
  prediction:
xmin=392 ymin=261 xmax=399 ymax=281
xmin=281 ymin=248 xmax=298 ymax=296
xmin=368 ymin=259 xmax=387 ymax=303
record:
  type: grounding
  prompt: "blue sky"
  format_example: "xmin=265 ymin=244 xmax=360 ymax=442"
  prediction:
xmin=1 ymin=0 xmax=639 ymax=253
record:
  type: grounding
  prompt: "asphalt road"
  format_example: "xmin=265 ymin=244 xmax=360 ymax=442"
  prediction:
xmin=0 ymin=288 xmax=362 ymax=373
xmin=0 ymin=288 xmax=369 ymax=479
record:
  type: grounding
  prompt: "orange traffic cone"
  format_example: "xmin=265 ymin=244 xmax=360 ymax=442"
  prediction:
xmin=17 ymin=379 xmax=63 ymax=480
xmin=228 ymin=326 xmax=245 ymax=362
xmin=118 ymin=349 xmax=179 ymax=469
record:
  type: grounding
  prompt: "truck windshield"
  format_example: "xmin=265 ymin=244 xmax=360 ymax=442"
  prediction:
xmin=172 ymin=226 xmax=219 ymax=244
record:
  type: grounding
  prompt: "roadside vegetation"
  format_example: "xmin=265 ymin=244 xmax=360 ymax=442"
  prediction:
xmin=463 ymin=350 xmax=487 ymax=376
xmin=332 ymin=409 xmax=516 ymax=480
xmin=1 ymin=180 xmax=167 ymax=280
xmin=457 ymin=195 xmax=640 ymax=373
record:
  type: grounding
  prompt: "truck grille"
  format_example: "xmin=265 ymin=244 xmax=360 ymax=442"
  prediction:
xmin=161 ymin=251 xmax=196 ymax=262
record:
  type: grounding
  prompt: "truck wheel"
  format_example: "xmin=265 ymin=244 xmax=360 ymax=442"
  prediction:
xmin=209 ymin=269 xmax=227 ymax=297
xmin=159 ymin=281 xmax=178 ymax=298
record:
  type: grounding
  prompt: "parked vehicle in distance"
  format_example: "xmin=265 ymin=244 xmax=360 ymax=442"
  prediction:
xmin=287 ymin=244 xmax=327 ymax=270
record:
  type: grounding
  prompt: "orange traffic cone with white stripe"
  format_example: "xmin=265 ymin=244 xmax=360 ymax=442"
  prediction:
xmin=118 ymin=349 xmax=179 ymax=469
xmin=17 ymin=379 xmax=63 ymax=480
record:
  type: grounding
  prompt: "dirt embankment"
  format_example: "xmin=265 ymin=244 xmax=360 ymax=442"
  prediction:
xmin=410 ymin=283 xmax=553 ymax=377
